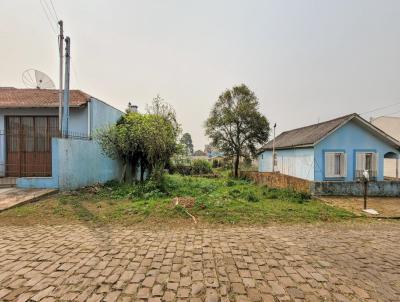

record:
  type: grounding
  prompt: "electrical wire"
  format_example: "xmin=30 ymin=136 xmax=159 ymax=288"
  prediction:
xmin=49 ymin=0 xmax=60 ymax=21
xmin=360 ymin=100 xmax=400 ymax=115
xmin=39 ymin=0 xmax=57 ymax=34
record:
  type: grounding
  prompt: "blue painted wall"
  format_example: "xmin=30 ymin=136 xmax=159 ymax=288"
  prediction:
xmin=57 ymin=138 xmax=123 ymax=190
xmin=314 ymin=120 xmax=399 ymax=181
xmin=258 ymin=148 xmax=314 ymax=181
xmin=90 ymin=98 xmax=123 ymax=132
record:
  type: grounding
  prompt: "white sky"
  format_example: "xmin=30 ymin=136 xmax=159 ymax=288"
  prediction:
xmin=1 ymin=0 xmax=400 ymax=150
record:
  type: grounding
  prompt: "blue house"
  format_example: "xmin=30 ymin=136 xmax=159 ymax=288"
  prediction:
xmin=258 ymin=113 xmax=400 ymax=182
xmin=0 ymin=88 xmax=124 ymax=190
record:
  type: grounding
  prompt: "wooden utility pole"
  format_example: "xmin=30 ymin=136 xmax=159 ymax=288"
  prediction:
xmin=58 ymin=20 xmax=64 ymax=133
xmin=62 ymin=37 xmax=70 ymax=137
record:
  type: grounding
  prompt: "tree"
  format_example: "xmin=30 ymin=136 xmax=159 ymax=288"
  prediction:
xmin=146 ymin=94 xmax=180 ymax=136
xmin=96 ymin=99 xmax=180 ymax=183
xmin=180 ymin=133 xmax=194 ymax=155
xmin=205 ymin=84 xmax=270 ymax=178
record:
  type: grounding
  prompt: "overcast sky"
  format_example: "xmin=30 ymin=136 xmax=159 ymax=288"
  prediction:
xmin=1 ymin=0 xmax=400 ymax=149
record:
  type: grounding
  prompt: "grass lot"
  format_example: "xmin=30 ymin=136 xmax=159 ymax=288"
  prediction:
xmin=0 ymin=174 xmax=354 ymax=226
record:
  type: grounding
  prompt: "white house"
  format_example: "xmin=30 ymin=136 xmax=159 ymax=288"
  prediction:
xmin=371 ymin=116 xmax=400 ymax=178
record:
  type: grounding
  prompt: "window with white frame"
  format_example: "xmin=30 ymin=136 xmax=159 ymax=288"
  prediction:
xmin=355 ymin=152 xmax=378 ymax=179
xmin=325 ymin=152 xmax=347 ymax=178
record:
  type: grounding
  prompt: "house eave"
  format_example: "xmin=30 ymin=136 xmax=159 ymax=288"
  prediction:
xmin=258 ymin=144 xmax=314 ymax=153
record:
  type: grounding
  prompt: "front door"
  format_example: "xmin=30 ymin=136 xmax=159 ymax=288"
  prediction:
xmin=5 ymin=116 xmax=59 ymax=177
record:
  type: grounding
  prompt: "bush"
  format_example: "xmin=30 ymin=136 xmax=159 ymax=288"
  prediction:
xmin=169 ymin=159 xmax=212 ymax=175
xmin=192 ymin=159 xmax=212 ymax=175
xmin=169 ymin=163 xmax=192 ymax=175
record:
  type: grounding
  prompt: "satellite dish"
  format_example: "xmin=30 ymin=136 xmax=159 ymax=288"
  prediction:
xmin=22 ymin=69 xmax=55 ymax=89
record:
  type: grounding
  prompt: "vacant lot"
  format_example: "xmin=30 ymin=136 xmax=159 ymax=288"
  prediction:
xmin=0 ymin=174 xmax=354 ymax=226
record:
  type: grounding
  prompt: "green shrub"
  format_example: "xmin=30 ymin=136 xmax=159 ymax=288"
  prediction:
xmin=246 ymin=191 xmax=259 ymax=202
xmin=170 ymin=159 xmax=212 ymax=176
xmin=192 ymin=159 xmax=212 ymax=174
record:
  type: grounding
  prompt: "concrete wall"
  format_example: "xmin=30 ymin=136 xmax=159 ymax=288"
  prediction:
xmin=314 ymin=120 xmax=400 ymax=181
xmin=258 ymin=148 xmax=314 ymax=181
xmin=312 ymin=180 xmax=400 ymax=197
xmin=56 ymin=138 xmax=122 ymax=190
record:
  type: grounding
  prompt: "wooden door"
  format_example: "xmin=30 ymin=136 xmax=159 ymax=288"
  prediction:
xmin=5 ymin=116 xmax=59 ymax=177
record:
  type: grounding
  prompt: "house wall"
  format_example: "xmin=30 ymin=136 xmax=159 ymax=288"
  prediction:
xmin=314 ymin=120 xmax=399 ymax=181
xmin=89 ymin=98 xmax=123 ymax=132
xmin=258 ymin=148 xmax=314 ymax=181
xmin=371 ymin=117 xmax=400 ymax=178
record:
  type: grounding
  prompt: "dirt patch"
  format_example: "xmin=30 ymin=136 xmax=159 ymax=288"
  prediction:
xmin=172 ymin=196 xmax=196 ymax=208
xmin=319 ymin=196 xmax=400 ymax=218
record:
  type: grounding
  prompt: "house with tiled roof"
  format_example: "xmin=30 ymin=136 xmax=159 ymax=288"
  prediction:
xmin=0 ymin=87 xmax=124 ymax=189
xmin=258 ymin=113 xmax=400 ymax=182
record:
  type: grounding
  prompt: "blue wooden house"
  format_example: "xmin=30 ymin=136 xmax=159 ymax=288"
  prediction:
xmin=258 ymin=113 xmax=400 ymax=181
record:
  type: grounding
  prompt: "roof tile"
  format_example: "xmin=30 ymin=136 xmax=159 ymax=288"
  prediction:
xmin=0 ymin=88 xmax=91 ymax=108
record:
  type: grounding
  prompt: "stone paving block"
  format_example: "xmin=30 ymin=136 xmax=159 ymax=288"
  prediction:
xmin=0 ymin=224 xmax=399 ymax=302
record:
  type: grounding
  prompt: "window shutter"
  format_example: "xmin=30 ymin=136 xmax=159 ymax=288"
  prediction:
xmin=325 ymin=152 xmax=335 ymax=178
xmin=372 ymin=152 xmax=378 ymax=174
xmin=356 ymin=152 xmax=365 ymax=171
xmin=340 ymin=153 xmax=347 ymax=177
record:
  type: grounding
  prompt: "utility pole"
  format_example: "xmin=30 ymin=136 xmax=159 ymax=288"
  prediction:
xmin=58 ymin=20 xmax=64 ymax=133
xmin=62 ymin=36 xmax=70 ymax=138
xmin=272 ymin=123 xmax=276 ymax=172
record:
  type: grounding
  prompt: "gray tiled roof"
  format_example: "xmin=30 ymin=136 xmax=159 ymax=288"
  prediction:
xmin=260 ymin=114 xmax=356 ymax=151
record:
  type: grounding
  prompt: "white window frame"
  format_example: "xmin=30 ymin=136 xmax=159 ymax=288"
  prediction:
xmin=325 ymin=151 xmax=347 ymax=178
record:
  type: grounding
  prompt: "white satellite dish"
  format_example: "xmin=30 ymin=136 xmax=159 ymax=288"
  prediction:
xmin=22 ymin=69 xmax=55 ymax=89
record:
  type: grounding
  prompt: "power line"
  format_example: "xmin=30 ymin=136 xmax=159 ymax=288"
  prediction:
xmin=49 ymin=0 xmax=59 ymax=21
xmin=43 ymin=0 xmax=58 ymax=23
xmin=39 ymin=0 xmax=57 ymax=34
xmin=384 ymin=108 xmax=400 ymax=117
xmin=360 ymin=100 xmax=400 ymax=115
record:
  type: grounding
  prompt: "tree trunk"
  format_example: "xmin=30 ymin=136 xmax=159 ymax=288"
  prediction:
xmin=119 ymin=163 xmax=127 ymax=183
xmin=234 ymin=152 xmax=240 ymax=178
xmin=140 ymin=161 xmax=145 ymax=182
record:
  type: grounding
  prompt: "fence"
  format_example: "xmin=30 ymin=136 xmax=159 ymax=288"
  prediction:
xmin=240 ymin=171 xmax=312 ymax=193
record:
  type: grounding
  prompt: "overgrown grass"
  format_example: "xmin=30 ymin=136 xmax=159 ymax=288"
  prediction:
xmin=0 ymin=174 xmax=354 ymax=226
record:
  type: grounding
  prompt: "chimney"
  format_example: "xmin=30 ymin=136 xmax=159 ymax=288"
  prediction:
xmin=127 ymin=102 xmax=138 ymax=113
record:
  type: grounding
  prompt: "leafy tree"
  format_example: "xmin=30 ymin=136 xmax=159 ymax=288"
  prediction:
xmin=205 ymin=84 xmax=270 ymax=178
xmin=180 ymin=133 xmax=194 ymax=155
xmin=96 ymin=99 xmax=180 ymax=182
xmin=146 ymin=94 xmax=180 ymax=136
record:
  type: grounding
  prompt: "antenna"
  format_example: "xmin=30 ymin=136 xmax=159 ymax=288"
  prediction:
xmin=22 ymin=69 xmax=55 ymax=89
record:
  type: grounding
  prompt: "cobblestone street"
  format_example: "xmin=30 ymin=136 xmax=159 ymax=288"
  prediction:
xmin=0 ymin=222 xmax=399 ymax=302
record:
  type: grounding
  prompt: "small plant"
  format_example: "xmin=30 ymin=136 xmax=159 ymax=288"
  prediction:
xmin=225 ymin=179 xmax=236 ymax=187
xmin=192 ymin=159 xmax=213 ymax=175
xmin=246 ymin=191 xmax=259 ymax=202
